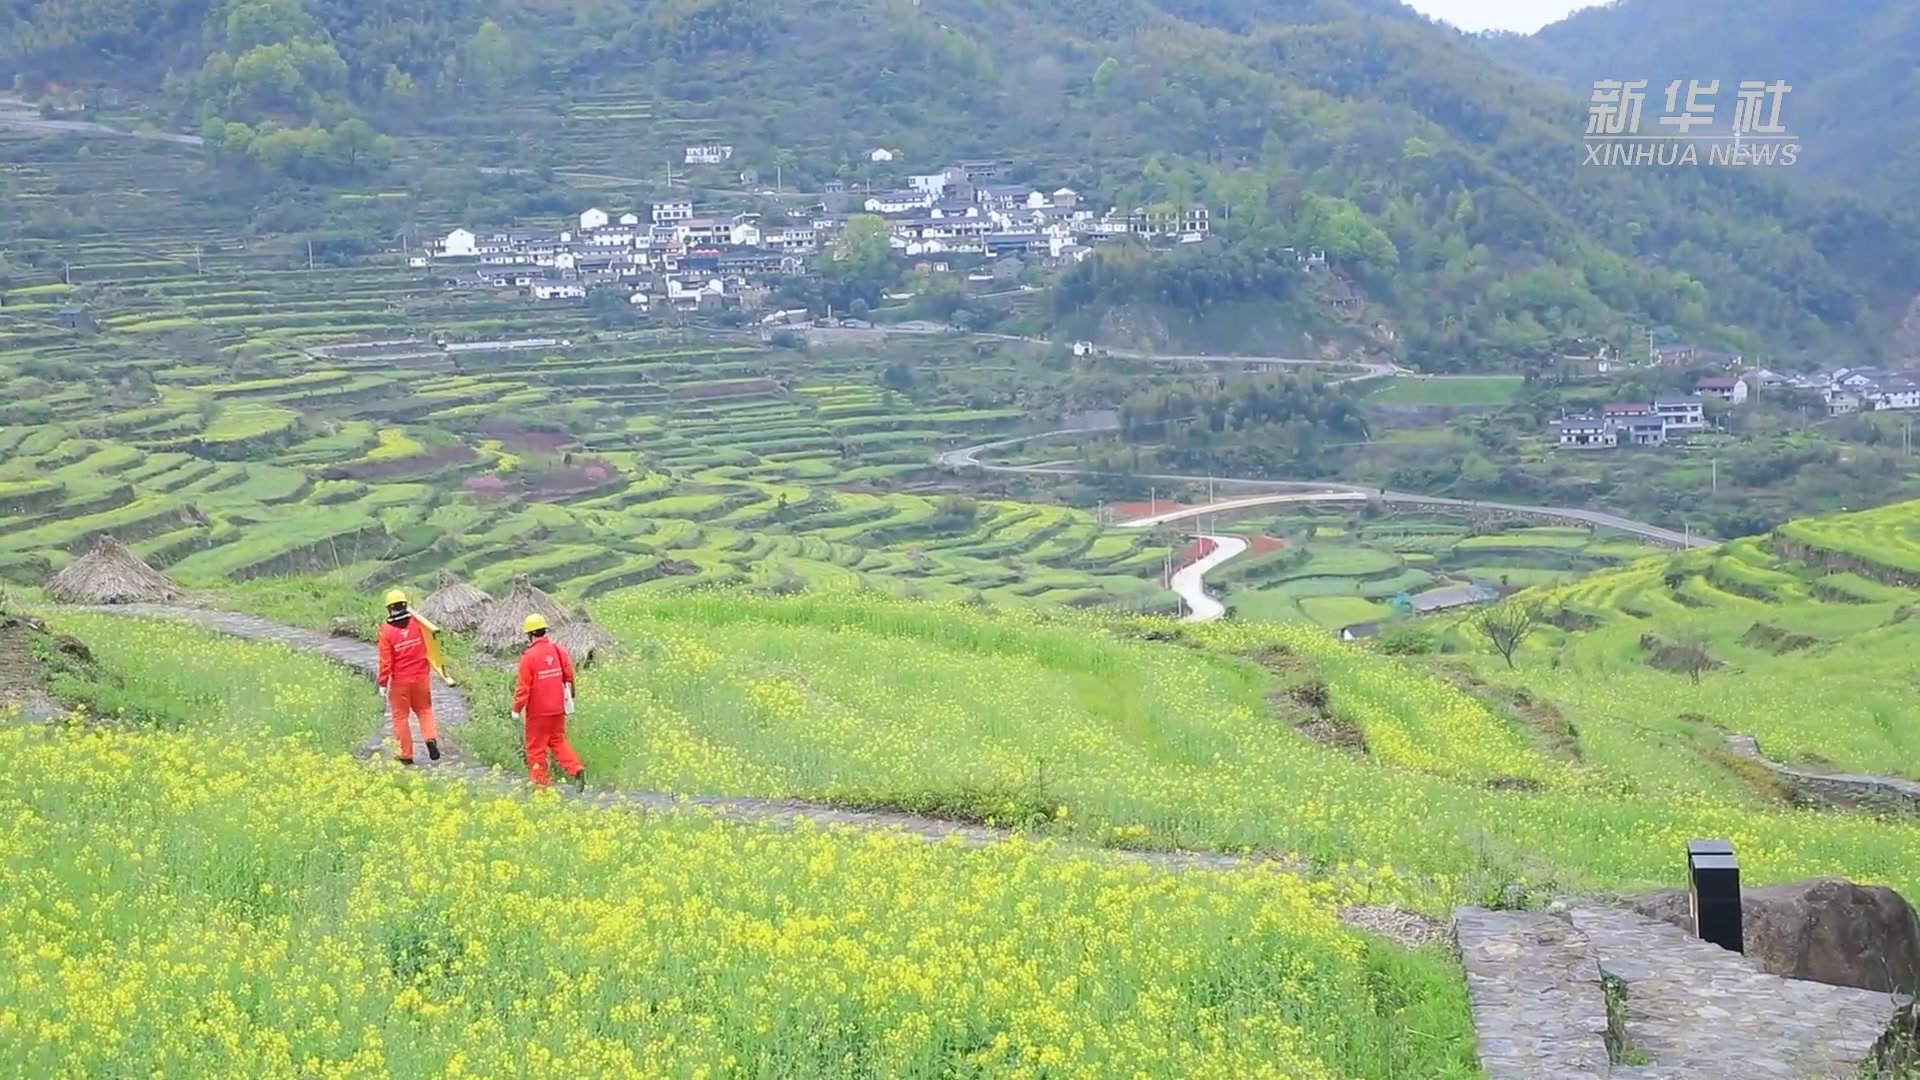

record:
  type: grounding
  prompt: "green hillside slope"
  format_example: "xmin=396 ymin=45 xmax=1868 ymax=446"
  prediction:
xmin=1485 ymin=0 xmax=1920 ymax=211
xmin=4 ymin=0 xmax=1920 ymax=369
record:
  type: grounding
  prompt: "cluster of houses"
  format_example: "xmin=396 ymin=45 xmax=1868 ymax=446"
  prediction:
xmin=1816 ymin=368 xmax=1920 ymax=415
xmin=1551 ymin=364 xmax=1920 ymax=450
xmin=1552 ymin=397 xmax=1711 ymax=450
xmin=411 ymin=160 xmax=1212 ymax=311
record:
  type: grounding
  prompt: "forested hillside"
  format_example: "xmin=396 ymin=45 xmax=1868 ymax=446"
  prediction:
xmin=1486 ymin=0 xmax=1920 ymax=210
xmin=5 ymin=0 xmax=1920 ymax=369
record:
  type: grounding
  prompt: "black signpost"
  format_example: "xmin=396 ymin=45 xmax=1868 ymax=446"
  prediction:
xmin=1687 ymin=838 xmax=1742 ymax=954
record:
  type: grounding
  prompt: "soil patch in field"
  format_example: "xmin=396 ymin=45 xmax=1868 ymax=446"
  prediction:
xmin=1110 ymin=499 xmax=1197 ymax=522
xmin=472 ymin=422 xmax=574 ymax=453
xmin=1739 ymin=621 xmax=1820 ymax=654
xmin=673 ymin=377 xmax=781 ymax=400
xmin=1248 ymin=534 xmax=1286 ymax=555
xmin=1438 ymin=663 xmax=1584 ymax=761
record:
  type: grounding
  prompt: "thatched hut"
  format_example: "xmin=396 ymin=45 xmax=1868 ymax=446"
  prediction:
xmin=415 ymin=569 xmax=494 ymax=633
xmin=551 ymin=606 xmax=620 ymax=668
xmin=475 ymin=575 xmax=572 ymax=653
xmin=46 ymin=536 xmax=182 ymax=604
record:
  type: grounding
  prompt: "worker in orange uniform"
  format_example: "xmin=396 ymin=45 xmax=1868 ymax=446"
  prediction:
xmin=512 ymin=613 xmax=584 ymax=790
xmin=377 ymin=589 xmax=442 ymax=765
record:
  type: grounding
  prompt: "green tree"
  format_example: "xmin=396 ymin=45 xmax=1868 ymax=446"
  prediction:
xmin=1092 ymin=57 xmax=1120 ymax=95
xmin=328 ymin=117 xmax=379 ymax=167
xmin=824 ymin=214 xmax=894 ymax=305
xmin=459 ymin=19 xmax=516 ymax=92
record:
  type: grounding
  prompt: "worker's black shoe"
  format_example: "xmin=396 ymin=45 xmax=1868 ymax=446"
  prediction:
xmin=572 ymin=767 xmax=587 ymax=793
xmin=397 ymin=756 xmax=415 ymax=766
xmin=425 ymin=739 xmax=441 ymax=761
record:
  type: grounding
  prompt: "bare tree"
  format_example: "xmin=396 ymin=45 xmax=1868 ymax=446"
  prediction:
xmin=1474 ymin=600 xmax=1543 ymax=669
xmin=1671 ymin=635 xmax=1717 ymax=686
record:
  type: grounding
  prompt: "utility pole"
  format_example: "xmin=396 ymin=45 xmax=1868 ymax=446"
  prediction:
xmin=307 ymin=239 xmax=314 ymax=272
xmin=195 ymin=249 xmax=203 ymax=274
xmin=1647 ymin=329 xmax=1655 ymax=366
xmin=1150 ymin=486 xmax=1156 ymax=516
xmin=1710 ymin=458 xmax=1716 ymax=493
xmin=63 ymin=261 xmax=70 ymax=285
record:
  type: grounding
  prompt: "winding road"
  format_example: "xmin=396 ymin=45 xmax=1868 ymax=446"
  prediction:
xmin=943 ymin=426 xmax=1708 ymax=548
xmin=937 ymin=355 xmax=1712 ymax=619
xmin=1163 ymin=535 xmax=1247 ymax=621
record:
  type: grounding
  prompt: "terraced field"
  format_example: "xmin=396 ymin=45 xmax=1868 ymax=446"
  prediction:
xmin=1205 ymin=509 xmax=1660 ymax=626
xmin=0 ymin=131 xmax=1181 ymax=611
xmin=1442 ymin=500 xmax=1920 ymax=789
xmin=0 ymin=334 xmax=1172 ymax=607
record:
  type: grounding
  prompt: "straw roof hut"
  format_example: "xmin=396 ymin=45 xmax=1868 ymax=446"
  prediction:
xmin=551 ymin=606 xmax=620 ymax=668
xmin=475 ymin=575 xmax=571 ymax=653
xmin=46 ymin=536 xmax=182 ymax=604
xmin=415 ymin=569 xmax=494 ymax=633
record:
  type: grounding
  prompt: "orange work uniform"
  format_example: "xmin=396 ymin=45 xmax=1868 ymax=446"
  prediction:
xmin=377 ymin=618 xmax=438 ymax=760
xmin=513 ymin=636 xmax=580 ymax=786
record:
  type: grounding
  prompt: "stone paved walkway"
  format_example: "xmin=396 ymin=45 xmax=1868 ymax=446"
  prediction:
xmin=76 ymin=603 xmax=1447 ymax=945
xmin=1454 ymin=908 xmax=1613 ymax=1078
xmin=1454 ymin=903 xmax=1907 ymax=1079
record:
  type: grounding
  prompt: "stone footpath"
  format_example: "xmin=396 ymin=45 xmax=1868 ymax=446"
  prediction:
xmin=78 ymin=604 xmax=1447 ymax=946
xmin=1455 ymin=907 xmax=1613 ymax=1077
xmin=1726 ymin=733 xmax=1920 ymax=814
xmin=1456 ymin=904 xmax=1907 ymax=1079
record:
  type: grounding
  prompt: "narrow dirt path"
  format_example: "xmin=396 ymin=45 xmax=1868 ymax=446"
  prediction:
xmin=72 ymin=603 xmax=1444 ymax=945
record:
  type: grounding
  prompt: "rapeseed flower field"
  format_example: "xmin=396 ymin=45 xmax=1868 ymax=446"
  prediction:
xmin=0 ymin=726 xmax=1475 ymax=1078
xmin=465 ymin=591 xmax=1920 ymax=904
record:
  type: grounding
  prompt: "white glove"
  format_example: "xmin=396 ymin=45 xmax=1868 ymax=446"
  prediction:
xmin=378 ymin=685 xmax=389 ymax=704
xmin=563 ymin=687 xmax=575 ymax=715
xmin=511 ymin=710 xmax=523 ymax=724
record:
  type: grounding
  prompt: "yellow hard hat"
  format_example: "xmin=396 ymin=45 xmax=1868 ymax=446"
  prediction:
xmin=522 ymin=613 xmax=548 ymax=633
xmin=384 ymin=589 xmax=408 ymax=606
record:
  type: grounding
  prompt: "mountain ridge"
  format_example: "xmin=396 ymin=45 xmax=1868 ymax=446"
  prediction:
xmin=1483 ymin=0 xmax=1920 ymax=211
xmin=3 ymin=0 xmax=1919 ymax=368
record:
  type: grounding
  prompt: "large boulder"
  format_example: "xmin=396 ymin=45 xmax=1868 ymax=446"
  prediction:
xmin=1628 ymin=878 xmax=1920 ymax=993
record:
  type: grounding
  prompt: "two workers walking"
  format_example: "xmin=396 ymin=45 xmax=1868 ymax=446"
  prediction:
xmin=377 ymin=591 xmax=585 ymax=789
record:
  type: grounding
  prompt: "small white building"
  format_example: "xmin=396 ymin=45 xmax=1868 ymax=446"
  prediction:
xmin=1553 ymin=416 xmax=1617 ymax=449
xmin=440 ymin=228 xmax=478 ymax=258
xmin=908 ymin=172 xmax=949 ymax=197
xmin=1071 ymin=340 xmax=1097 ymax=357
xmin=579 ymin=207 xmax=609 ymax=231
xmin=618 ymin=212 xmax=641 ymax=226
xmin=863 ymin=191 xmax=933 ymax=214
xmin=1653 ymin=398 xmax=1707 ymax=430
xmin=1695 ymin=376 xmax=1749 ymax=404
xmin=653 ymin=200 xmax=694 ymax=224
xmin=869 ymin=147 xmax=896 ymax=162
xmin=1870 ymin=381 xmax=1920 ymax=411
xmin=531 ymin=281 xmax=586 ymax=300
